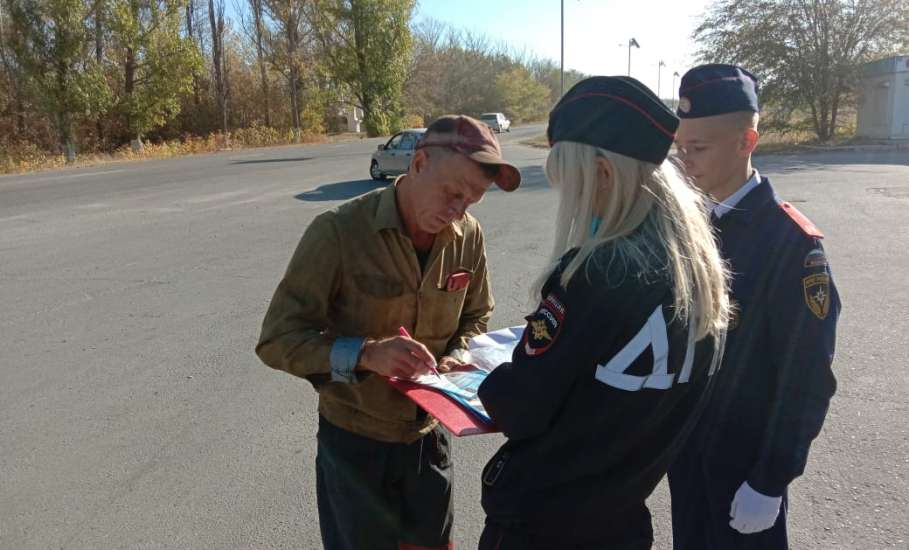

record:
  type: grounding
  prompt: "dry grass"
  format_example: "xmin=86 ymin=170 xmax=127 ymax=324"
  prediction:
xmin=520 ymin=129 xmax=857 ymax=156
xmin=754 ymin=130 xmax=818 ymax=154
xmin=521 ymin=131 xmax=817 ymax=154
xmin=0 ymin=126 xmax=332 ymax=176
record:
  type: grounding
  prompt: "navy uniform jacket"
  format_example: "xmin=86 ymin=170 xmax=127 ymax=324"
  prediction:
xmin=680 ymin=177 xmax=840 ymax=498
xmin=477 ymin=240 xmax=724 ymax=537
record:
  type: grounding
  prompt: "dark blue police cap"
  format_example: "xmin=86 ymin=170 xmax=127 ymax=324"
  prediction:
xmin=547 ymin=76 xmax=679 ymax=165
xmin=677 ymin=64 xmax=759 ymax=119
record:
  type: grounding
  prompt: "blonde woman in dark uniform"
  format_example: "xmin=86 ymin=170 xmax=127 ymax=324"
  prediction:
xmin=476 ymin=76 xmax=731 ymax=550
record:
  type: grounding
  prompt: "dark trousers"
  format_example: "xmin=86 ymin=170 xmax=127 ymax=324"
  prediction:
xmin=316 ymin=415 xmax=454 ymax=550
xmin=668 ymin=451 xmax=789 ymax=550
xmin=478 ymin=505 xmax=653 ymax=550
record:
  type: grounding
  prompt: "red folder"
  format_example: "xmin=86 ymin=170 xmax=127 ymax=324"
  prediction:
xmin=387 ymin=378 xmax=498 ymax=437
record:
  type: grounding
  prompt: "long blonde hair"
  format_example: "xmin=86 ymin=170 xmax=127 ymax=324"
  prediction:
xmin=539 ymin=141 xmax=729 ymax=340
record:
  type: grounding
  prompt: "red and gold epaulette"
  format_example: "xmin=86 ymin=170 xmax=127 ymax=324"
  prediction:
xmin=780 ymin=202 xmax=824 ymax=238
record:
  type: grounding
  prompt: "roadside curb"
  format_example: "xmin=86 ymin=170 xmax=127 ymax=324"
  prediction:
xmin=756 ymin=142 xmax=909 ymax=157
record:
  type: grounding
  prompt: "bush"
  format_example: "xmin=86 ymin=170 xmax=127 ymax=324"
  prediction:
xmin=364 ymin=111 xmax=391 ymax=137
xmin=232 ymin=125 xmax=285 ymax=148
xmin=0 ymin=141 xmax=62 ymax=173
xmin=300 ymin=103 xmax=326 ymax=135
xmin=401 ymin=113 xmax=424 ymax=129
xmin=0 ymin=128 xmax=329 ymax=175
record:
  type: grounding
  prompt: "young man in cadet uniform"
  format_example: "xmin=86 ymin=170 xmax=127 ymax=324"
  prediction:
xmin=668 ymin=64 xmax=841 ymax=549
xmin=256 ymin=115 xmax=521 ymax=550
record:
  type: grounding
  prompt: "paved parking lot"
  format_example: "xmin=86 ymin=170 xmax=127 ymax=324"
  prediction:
xmin=1 ymin=133 xmax=906 ymax=549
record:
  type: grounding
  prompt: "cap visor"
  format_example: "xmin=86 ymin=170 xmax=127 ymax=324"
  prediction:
xmin=468 ymin=151 xmax=521 ymax=192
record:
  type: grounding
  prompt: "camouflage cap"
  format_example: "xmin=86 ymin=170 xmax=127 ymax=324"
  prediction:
xmin=416 ymin=115 xmax=521 ymax=191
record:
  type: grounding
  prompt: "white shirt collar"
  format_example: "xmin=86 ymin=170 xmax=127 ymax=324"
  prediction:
xmin=712 ymin=169 xmax=761 ymax=220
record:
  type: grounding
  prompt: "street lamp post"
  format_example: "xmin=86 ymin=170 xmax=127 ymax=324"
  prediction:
xmin=657 ymin=60 xmax=666 ymax=99
xmin=560 ymin=0 xmax=564 ymax=97
xmin=672 ymin=71 xmax=680 ymax=104
xmin=627 ymin=38 xmax=640 ymax=76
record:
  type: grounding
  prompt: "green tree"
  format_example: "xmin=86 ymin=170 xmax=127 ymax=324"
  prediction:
xmin=207 ymin=0 xmax=227 ymax=136
xmin=0 ymin=0 xmax=26 ymax=134
xmin=7 ymin=0 xmax=111 ymax=161
xmin=110 ymin=0 xmax=202 ymax=149
xmin=526 ymin=57 xmax=584 ymax=103
xmin=404 ymin=21 xmax=571 ymax=124
xmin=310 ymin=0 xmax=414 ymax=136
xmin=401 ymin=18 xmax=445 ymax=123
xmin=241 ymin=0 xmax=270 ymax=126
xmin=433 ymin=31 xmax=504 ymax=118
xmin=695 ymin=0 xmax=909 ymax=141
xmin=496 ymin=65 xmax=550 ymax=123
xmin=262 ymin=0 xmax=309 ymax=135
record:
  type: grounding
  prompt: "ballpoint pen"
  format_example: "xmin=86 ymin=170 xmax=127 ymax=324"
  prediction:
xmin=398 ymin=326 xmax=442 ymax=377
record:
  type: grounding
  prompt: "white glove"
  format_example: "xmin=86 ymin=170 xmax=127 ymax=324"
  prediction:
xmin=729 ymin=481 xmax=782 ymax=534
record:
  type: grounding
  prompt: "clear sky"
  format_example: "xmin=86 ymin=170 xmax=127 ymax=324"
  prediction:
xmin=415 ymin=0 xmax=713 ymax=99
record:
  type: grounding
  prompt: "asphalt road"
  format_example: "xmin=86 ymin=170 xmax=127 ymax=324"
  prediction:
xmin=1 ymin=126 xmax=907 ymax=550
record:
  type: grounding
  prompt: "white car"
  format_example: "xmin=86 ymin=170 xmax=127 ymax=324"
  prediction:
xmin=479 ymin=112 xmax=511 ymax=133
xmin=370 ymin=129 xmax=426 ymax=180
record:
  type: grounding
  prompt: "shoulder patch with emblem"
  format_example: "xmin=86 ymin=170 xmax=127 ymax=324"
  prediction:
xmin=522 ymin=293 xmax=566 ymax=356
xmin=803 ymin=248 xmax=828 ymax=269
xmin=780 ymin=202 xmax=824 ymax=238
xmin=803 ymin=273 xmax=831 ymax=320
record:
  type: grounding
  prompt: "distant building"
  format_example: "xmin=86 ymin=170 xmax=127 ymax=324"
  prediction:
xmin=856 ymin=55 xmax=909 ymax=140
xmin=338 ymin=105 xmax=364 ymax=133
